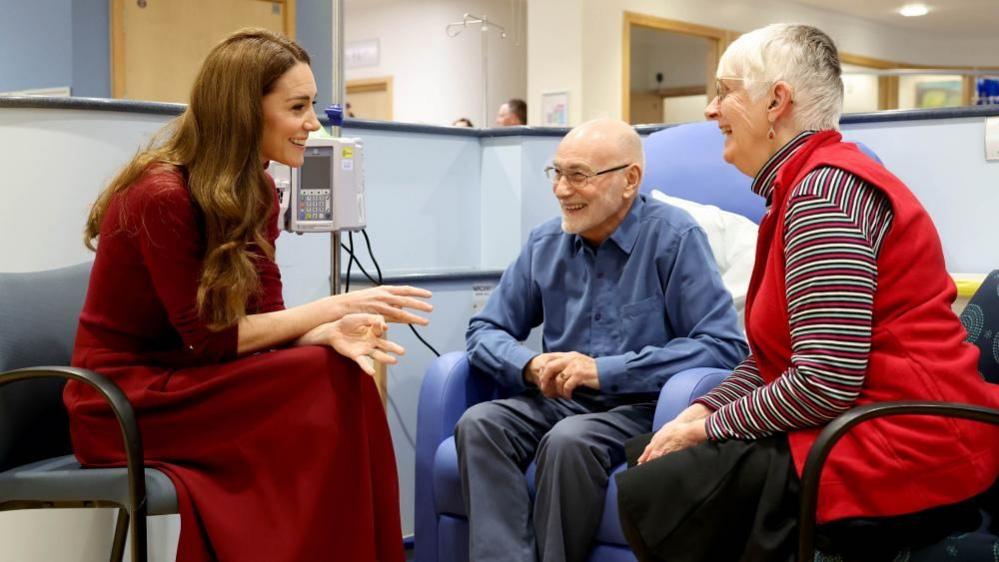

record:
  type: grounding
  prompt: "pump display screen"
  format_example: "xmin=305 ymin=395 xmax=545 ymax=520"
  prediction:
xmin=302 ymin=154 xmax=331 ymax=190
xmin=298 ymin=151 xmax=332 ymax=221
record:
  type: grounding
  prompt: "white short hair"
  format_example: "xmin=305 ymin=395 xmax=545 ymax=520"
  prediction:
xmin=718 ymin=23 xmax=843 ymax=131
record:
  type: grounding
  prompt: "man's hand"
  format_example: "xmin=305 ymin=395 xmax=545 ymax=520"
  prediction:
xmin=523 ymin=353 xmax=555 ymax=387
xmin=536 ymin=351 xmax=599 ymax=399
xmin=637 ymin=418 xmax=708 ymax=464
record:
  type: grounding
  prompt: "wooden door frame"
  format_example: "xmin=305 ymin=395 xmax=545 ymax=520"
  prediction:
xmin=622 ymin=12 xmax=729 ymax=123
xmin=109 ymin=0 xmax=297 ymax=99
xmin=346 ymin=76 xmax=394 ymax=121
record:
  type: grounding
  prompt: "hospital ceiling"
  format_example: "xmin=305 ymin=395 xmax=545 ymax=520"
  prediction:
xmin=788 ymin=0 xmax=999 ymax=37
xmin=343 ymin=0 xmax=999 ymax=40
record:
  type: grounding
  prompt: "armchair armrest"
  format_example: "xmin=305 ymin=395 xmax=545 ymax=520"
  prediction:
xmin=797 ymin=401 xmax=999 ymax=562
xmin=416 ymin=352 xmax=502 ymax=449
xmin=414 ymin=351 xmax=506 ymax=562
xmin=652 ymin=367 xmax=729 ymax=430
xmin=0 ymin=366 xmax=148 ymax=561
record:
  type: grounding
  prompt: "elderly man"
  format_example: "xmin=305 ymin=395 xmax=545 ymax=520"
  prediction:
xmin=456 ymin=118 xmax=748 ymax=562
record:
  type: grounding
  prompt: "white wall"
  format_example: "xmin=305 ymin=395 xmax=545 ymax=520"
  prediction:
xmin=842 ymin=64 xmax=880 ymax=114
xmin=525 ymin=0 xmax=584 ymax=125
xmin=663 ymin=94 xmax=709 ymax=124
xmin=528 ymin=0 xmax=999 ymax=125
xmin=345 ymin=0 xmax=527 ymax=127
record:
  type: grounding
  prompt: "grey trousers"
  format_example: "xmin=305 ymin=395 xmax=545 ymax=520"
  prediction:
xmin=454 ymin=389 xmax=655 ymax=562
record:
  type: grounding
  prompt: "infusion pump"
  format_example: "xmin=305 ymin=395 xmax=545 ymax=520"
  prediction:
xmin=270 ymin=137 xmax=366 ymax=233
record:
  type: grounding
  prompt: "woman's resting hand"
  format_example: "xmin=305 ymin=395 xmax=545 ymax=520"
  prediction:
xmin=297 ymin=313 xmax=405 ymax=375
xmin=637 ymin=418 xmax=708 ymax=464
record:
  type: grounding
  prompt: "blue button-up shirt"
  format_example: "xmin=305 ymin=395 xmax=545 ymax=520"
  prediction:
xmin=467 ymin=194 xmax=748 ymax=401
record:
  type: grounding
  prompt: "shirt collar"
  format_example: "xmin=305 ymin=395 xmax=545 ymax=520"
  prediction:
xmin=572 ymin=194 xmax=644 ymax=255
xmin=750 ymin=130 xmax=816 ymax=202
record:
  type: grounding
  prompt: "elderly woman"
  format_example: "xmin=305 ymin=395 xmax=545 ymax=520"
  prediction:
xmin=615 ymin=23 xmax=999 ymax=561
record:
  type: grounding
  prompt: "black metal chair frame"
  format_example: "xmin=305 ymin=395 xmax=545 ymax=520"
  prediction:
xmin=798 ymin=401 xmax=999 ymax=562
xmin=0 ymin=366 xmax=149 ymax=562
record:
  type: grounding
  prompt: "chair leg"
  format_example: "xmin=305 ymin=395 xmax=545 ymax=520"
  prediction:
xmin=130 ymin=506 xmax=148 ymax=562
xmin=109 ymin=508 xmax=129 ymax=562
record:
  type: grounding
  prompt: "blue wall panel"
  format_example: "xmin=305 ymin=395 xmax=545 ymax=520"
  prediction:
xmin=296 ymin=1 xmax=333 ymax=109
xmin=0 ymin=0 xmax=73 ymax=93
xmin=71 ymin=0 xmax=110 ymax=98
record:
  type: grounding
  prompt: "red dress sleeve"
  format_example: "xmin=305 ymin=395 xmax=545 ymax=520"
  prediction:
xmin=127 ymin=172 xmax=239 ymax=364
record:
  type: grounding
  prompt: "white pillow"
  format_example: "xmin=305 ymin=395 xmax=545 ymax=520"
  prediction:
xmin=650 ymin=189 xmax=758 ymax=328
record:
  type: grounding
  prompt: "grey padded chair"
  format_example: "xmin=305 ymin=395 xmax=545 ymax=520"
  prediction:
xmin=0 ymin=262 xmax=177 ymax=562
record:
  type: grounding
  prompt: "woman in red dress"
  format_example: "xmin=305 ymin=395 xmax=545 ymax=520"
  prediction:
xmin=66 ymin=28 xmax=428 ymax=562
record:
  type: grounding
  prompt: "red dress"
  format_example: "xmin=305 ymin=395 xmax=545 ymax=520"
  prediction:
xmin=747 ymin=131 xmax=999 ymax=523
xmin=65 ymin=168 xmax=404 ymax=562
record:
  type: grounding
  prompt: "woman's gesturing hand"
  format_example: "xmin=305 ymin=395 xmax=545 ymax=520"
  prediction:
xmin=298 ymin=313 xmax=405 ymax=375
xmin=333 ymin=285 xmax=433 ymax=326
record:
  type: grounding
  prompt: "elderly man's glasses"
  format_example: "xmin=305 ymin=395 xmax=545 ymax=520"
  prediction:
xmin=543 ymin=163 xmax=631 ymax=189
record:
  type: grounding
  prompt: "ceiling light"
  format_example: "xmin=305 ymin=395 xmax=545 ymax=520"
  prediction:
xmin=898 ymin=4 xmax=929 ymax=17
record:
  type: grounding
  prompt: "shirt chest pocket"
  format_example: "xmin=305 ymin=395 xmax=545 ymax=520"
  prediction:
xmin=620 ymin=295 xmax=669 ymax=344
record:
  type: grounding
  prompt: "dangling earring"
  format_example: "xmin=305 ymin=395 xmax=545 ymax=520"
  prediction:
xmin=767 ymin=126 xmax=775 ymax=140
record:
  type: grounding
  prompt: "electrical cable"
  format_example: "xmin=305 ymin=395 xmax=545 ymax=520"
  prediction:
xmin=339 ymin=242 xmax=378 ymax=285
xmin=360 ymin=229 xmax=384 ymax=282
xmin=344 ymin=231 xmax=354 ymax=293
xmin=360 ymin=229 xmax=441 ymax=357
xmin=338 ymin=230 xmax=441 ymax=357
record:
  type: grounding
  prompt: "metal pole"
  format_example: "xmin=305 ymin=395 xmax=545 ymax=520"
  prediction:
xmin=330 ymin=0 xmax=345 ymax=295
xmin=481 ymin=18 xmax=489 ymax=127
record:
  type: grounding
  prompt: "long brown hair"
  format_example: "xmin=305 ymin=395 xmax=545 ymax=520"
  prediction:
xmin=85 ymin=28 xmax=310 ymax=330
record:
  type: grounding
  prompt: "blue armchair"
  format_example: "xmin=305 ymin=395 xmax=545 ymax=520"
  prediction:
xmin=414 ymin=121 xmax=764 ymax=562
xmin=415 ymin=353 xmax=729 ymax=562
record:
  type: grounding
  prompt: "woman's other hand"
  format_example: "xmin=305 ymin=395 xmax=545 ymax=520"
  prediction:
xmin=332 ymin=285 xmax=433 ymax=325
xmin=297 ymin=313 xmax=405 ymax=375
xmin=637 ymin=418 xmax=708 ymax=465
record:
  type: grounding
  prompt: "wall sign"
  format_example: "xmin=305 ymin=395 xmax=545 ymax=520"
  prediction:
xmin=346 ymin=39 xmax=380 ymax=69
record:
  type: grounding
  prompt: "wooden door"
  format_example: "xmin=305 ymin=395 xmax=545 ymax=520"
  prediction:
xmin=622 ymin=12 xmax=725 ymax=124
xmin=111 ymin=0 xmax=296 ymax=102
xmin=346 ymin=77 xmax=393 ymax=121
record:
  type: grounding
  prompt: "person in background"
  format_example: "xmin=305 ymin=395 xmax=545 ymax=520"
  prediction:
xmin=616 ymin=23 xmax=999 ymax=562
xmin=457 ymin=117 xmax=747 ymax=562
xmin=452 ymin=117 xmax=474 ymax=127
xmin=496 ymin=98 xmax=527 ymax=126
xmin=67 ymin=28 xmax=432 ymax=562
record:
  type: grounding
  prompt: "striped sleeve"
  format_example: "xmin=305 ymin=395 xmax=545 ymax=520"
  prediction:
xmin=705 ymin=167 xmax=894 ymax=441
xmin=694 ymin=354 xmax=763 ymax=410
